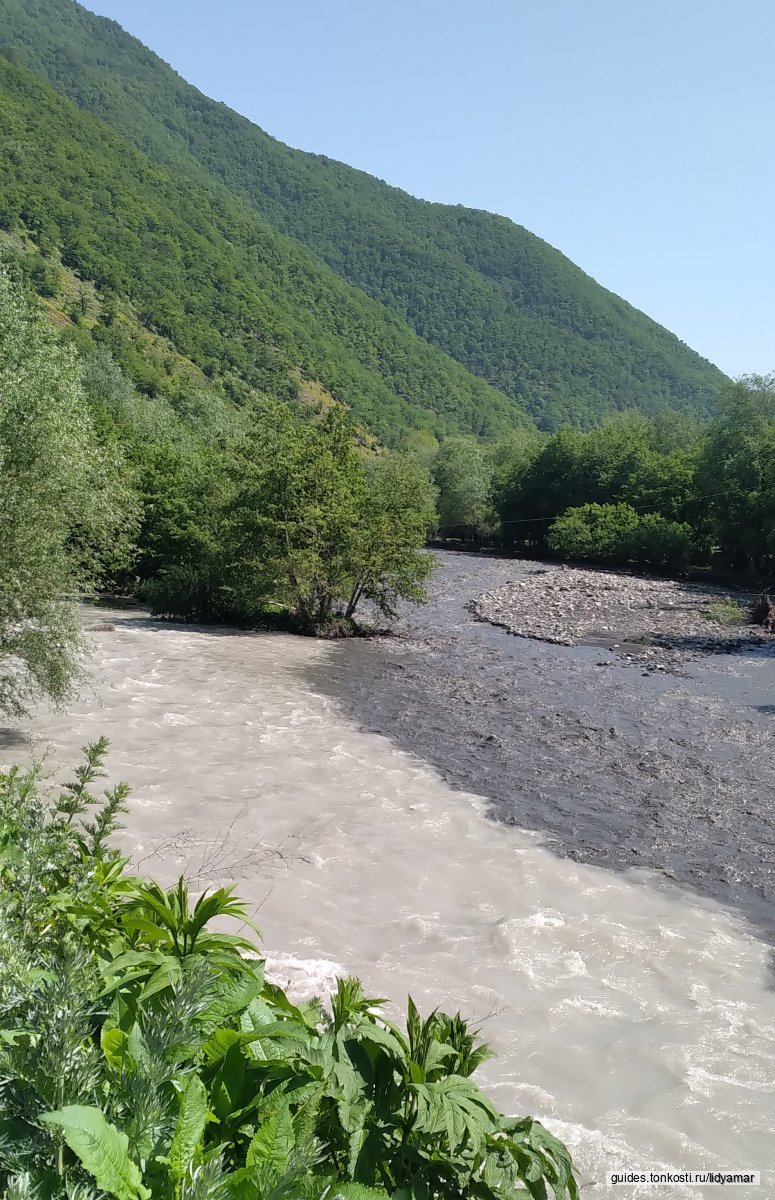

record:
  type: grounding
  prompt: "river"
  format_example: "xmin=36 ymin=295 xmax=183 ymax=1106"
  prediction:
xmin=14 ymin=552 xmax=775 ymax=1198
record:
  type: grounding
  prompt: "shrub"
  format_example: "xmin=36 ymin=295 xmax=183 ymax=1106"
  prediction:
xmin=548 ymin=503 xmax=693 ymax=570
xmin=0 ymin=743 xmax=578 ymax=1200
xmin=702 ymin=598 xmax=747 ymax=627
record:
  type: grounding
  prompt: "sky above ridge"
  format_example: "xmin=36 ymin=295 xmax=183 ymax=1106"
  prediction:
xmin=83 ymin=0 xmax=775 ymax=378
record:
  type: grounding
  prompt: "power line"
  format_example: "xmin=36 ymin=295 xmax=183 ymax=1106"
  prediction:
xmin=500 ymin=488 xmax=731 ymax=526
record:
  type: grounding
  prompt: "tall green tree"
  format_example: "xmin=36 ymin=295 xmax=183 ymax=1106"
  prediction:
xmin=229 ymin=406 xmax=365 ymax=628
xmin=344 ymin=453 xmax=437 ymax=619
xmin=696 ymin=375 xmax=775 ymax=572
xmin=227 ymin=406 xmax=436 ymax=631
xmin=432 ymin=437 xmax=493 ymax=537
xmin=0 ymin=270 xmax=136 ymax=714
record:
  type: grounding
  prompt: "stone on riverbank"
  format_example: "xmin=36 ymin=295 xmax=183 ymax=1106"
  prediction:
xmin=470 ymin=565 xmax=773 ymax=670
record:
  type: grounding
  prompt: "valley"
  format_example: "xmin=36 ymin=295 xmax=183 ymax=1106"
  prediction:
xmin=0 ymin=2 xmax=772 ymax=1194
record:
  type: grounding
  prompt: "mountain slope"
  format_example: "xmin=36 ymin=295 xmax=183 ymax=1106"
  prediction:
xmin=0 ymin=56 xmax=529 ymax=440
xmin=0 ymin=0 xmax=724 ymax=429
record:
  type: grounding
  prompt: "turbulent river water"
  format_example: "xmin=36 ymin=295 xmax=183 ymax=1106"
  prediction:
xmin=13 ymin=552 xmax=775 ymax=1198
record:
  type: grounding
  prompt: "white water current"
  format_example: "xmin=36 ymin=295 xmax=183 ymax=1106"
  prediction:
xmin=16 ymin=611 xmax=775 ymax=1198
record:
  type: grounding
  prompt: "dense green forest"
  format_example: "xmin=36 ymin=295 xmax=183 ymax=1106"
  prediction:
xmin=429 ymin=389 xmax=775 ymax=576
xmin=0 ymin=0 xmax=723 ymax=432
xmin=0 ymin=57 xmax=527 ymax=442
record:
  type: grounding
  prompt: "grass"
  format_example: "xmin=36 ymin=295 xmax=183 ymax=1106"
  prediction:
xmin=702 ymin=597 xmax=748 ymax=626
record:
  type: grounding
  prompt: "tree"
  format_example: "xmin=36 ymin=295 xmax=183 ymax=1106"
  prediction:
xmin=547 ymin=503 xmax=693 ymax=570
xmin=344 ymin=452 xmax=437 ymax=619
xmin=488 ymin=427 xmax=543 ymax=536
xmin=498 ymin=427 xmax=587 ymax=547
xmin=229 ymin=405 xmax=364 ymax=628
xmin=432 ymin=437 xmax=492 ymax=538
xmin=227 ymin=406 xmax=436 ymax=631
xmin=696 ymin=375 xmax=775 ymax=573
xmin=0 ymin=270 xmax=136 ymax=715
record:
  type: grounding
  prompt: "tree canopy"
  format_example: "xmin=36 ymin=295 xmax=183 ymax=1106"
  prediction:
xmin=0 ymin=269 xmax=135 ymax=714
xmin=433 ymin=393 xmax=775 ymax=576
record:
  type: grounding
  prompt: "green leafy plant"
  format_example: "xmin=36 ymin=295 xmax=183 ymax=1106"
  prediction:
xmin=547 ymin=502 xmax=693 ymax=571
xmin=0 ymin=743 xmax=578 ymax=1200
xmin=701 ymin=598 xmax=747 ymax=626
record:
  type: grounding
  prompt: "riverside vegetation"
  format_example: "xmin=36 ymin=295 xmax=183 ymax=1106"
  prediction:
xmin=0 ymin=269 xmax=438 ymax=713
xmin=1 ymin=263 xmax=774 ymax=715
xmin=0 ymin=740 xmax=578 ymax=1199
xmin=0 ymin=266 xmax=577 ymax=1196
xmin=429 ymin=385 xmax=775 ymax=578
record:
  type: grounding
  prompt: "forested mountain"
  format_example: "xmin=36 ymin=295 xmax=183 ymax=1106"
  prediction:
xmin=0 ymin=57 xmax=525 ymax=440
xmin=1 ymin=0 xmax=723 ymax=432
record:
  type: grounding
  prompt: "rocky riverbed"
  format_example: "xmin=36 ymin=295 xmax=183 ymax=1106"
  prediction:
xmin=470 ymin=565 xmax=772 ymax=672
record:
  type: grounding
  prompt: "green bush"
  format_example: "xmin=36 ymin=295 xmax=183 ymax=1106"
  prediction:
xmin=0 ymin=743 xmax=578 ymax=1200
xmin=547 ymin=503 xmax=693 ymax=570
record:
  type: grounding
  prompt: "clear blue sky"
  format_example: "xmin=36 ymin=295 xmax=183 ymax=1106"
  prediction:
xmin=83 ymin=0 xmax=774 ymax=377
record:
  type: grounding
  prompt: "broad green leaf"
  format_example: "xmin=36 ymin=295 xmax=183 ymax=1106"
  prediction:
xmin=240 ymin=996 xmax=275 ymax=1032
xmin=221 ymin=1168 xmax=259 ymax=1200
xmin=169 ymin=1075 xmax=208 ymax=1182
xmin=98 ymin=950 xmax=168 ymax=997
xmin=261 ymin=980 xmax=321 ymax=1028
xmin=194 ymin=931 xmax=259 ymax=957
xmin=203 ymin=1027 xmax=242 ymax=1064
xmin=239 ymin=1000 xmax=271 ymax=1062
xmin=198 ymin=971 xmax=262 ymax=1025
xmin=212 ymin=1042 xmax=246 ymax=1121
xmin=291 ymin=1083 xmax=324 ymax=1147
xmin=333 ymin=1047 xmax=363 ymax=1103
xmin=411 ymin=1074 xmax=498 ymax=1154
xmin=330 ymin=1186 xmax=388 ymax=1200
xmin=137 ymin=956 xmax=183 ymax=1002
xmin=103 ymin=949 xmax=168 ymax=975
xmin=422 ymin=1039 xmax=455 ymax=1075
xmin=126 ymin=1025 xmax=153 ymax=1074
xmin=246 ymin=1102 xmax=295 ymax=1176
xmin=338 ymin=1099 xmax=369 ymax=1177
xmin=118 ymin=916 xmax=171 ymax=943
xmin=101 ymin=1026 xmax=129 ymax=1069
xmin=40 ymin=1106 xmax=149 ymax=1200
xmin=354 ymin=1022 xmax=405 ymax=1059
xmin=336 ymin=1097 xmax=367 ymax=1135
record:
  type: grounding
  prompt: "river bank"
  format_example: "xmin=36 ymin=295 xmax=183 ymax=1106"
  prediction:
xmin=309 ymin=551 xmax=775 ymax=943
xmin=470 ymin=563 xmax=771 ymax=672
